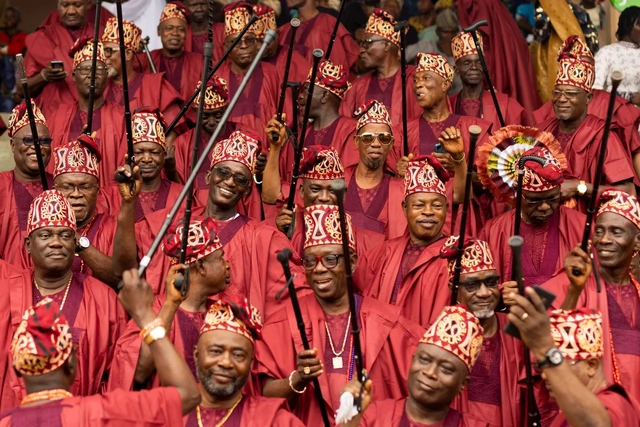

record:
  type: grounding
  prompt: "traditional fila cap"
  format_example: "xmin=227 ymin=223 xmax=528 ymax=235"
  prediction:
xmin=11 ymin=298 xmax=73 ymax=376
xmin=597 ymin=190 xmax=640 ymax=231
xmin=404 ymin=155 xmax=450 ymax=198
xmin=210 ymin=129 xmax=262 ymax=173
xmin=160 ymin=1 xmax=189 ymax=23
xmin=451 ymin=32 xmax=483 ymax=62
xmin=311 ymin=60 xmax=351 ymax=100
xmin=102 ymin=17 xmax=142 ymax=52
xmin=8 ymin=100 xmax=47 ymax=138
xmin=416 ymin=52 xmax=454 ymax=84
xmin=559 ymin=35 xmax=593 ymax=62
xmin=549 ymin=308 xmax=603 ymax=360
xmin=27 ymin=190 xmax=77 ymax=235
xmin=193 ymin=75 xmax=229 ymax=111
xmin=132 ymin=107 xmax=167 ymax=150
xmin=440 ymin=236 xmax=496 ymax=277
xmin=163 ymin=216 xmax=223 ymax=264
xmin=420 ymin=305 xmax=484 ymax=373
xmin=69 ymin=36 xmax=106 ymax=69
xmin=53 ymin=135 xmax=102 ymax=179
xmin=300 ymin=146 xmax=345 ymax=181
xmin=252 ymin=4 xmax=276 ymax=39
xmin=303 ymin=204 xmax=356 ymax=251
xmin=476 ymin=125 xmax=566 ymax=203
xmin=200 ymin=296 xmax=263 ymax=344
xmin=224 ymin=2 xmax=254 ymax=38
xmin=555 ymin=41 xmax=595 ymax=93
xmin=364 ymin=8 xmax=401 ymax=48
xmin=353 ymin=100 xmax=392 ymax=132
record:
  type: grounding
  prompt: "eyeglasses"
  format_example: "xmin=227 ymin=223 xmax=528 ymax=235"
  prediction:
xmin=356 ymin=132 xmax=394 ymax=145
xmin=552 ymin=89 xmax=583 ymax=100
xmin=301 ymin=254 xmax=344 ymax=271
xmin=459 ymin=276 xmax=500 ymax=293
xmin=75 ymin=65 xmax=107 ymax=76
xmin=14 ymin=136 xmax=53 ymax=146
xmin=103 ymin=47 xmax=121 ymax=58
xmin=213 ymin=166 xmax=251 ymax=187
xmin=522 ymin=195 xmax=561 ymax=207
xmin=54 ymin=183 xmax=99 ymax=193
xmin=359 ymin=38 xmax=387 ymax=49
xmin=227 ymin=36 xmax=257 ymax=49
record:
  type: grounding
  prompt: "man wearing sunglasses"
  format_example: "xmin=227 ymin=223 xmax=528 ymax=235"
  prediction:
xmin=441 ymin=236 xmax=523 ymax=427
xmin=478 ymin=128 xmax=585 ymax=289
xmin=256 ymin=204 xmax=425 ymax=426
xmin=535 ymin=35 xmax=635 ymax=214
xmin=47 ymin=37 xmax=127 ymax=186
xmin=341 ymin=9 xmax=422 ymax=128
xmin=0 ymin=101 xmax=53 ymax=269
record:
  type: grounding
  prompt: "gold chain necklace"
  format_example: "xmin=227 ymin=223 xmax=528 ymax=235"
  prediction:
xmin=34 ymin=274 xmax=73 ymax=311
xmin=197 ymin=396 xmax=242 ymax=427
xmin=325 ymin=314 xmax=351 ymax=369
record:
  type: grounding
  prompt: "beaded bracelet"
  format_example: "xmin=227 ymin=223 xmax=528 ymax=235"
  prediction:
xmin=139 ymin=318 xmax=164 ymax=341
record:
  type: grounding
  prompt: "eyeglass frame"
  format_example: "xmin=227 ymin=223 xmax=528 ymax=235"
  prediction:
xmin=13 ymin=136 xmax=53 ymax=146
xmin=212 ymin=165 xmax=251 ymax=187
xmin=54 ymin=183 xmax=99 ymax=194
xmin=359 ymin=38 xmax=388 ymax=49
xmin=75 ymin=65 xmax=107 ymax=76
xmin=356 ymin=132 xmax=394 ymax=146
xmin=522 ymin=194 xmax=562 ymax=207
xmin=458 ymin=275 xmax=501 ymax=293
xmin=301 ymin=254 xmax=345 ymax=271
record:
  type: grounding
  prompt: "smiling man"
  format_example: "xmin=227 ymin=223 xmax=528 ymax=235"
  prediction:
xmin=478 ymin=126 xmax=585 ymax=287
xmin=339 ymin=305 xmax=483 ymax=426
xmin=256 ymin=204 xmax=425 ymax=425
xmin=0 ymin=102 xmax=53 ymax=270
xmin=47 ymin=37 xmax=127 ymax=186
xmin=2 ymin=189 xmax=125 ymax=410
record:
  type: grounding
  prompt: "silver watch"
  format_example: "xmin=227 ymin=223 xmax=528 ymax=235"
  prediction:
xmin=535 ymin=347 xmax=564 ymax=370
xmin=76 ymin=236 xmax=90 ymax=253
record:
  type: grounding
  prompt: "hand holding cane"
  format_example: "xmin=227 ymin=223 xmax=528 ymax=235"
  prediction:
xmin=272 ymin=18 xmax=301 ymax=143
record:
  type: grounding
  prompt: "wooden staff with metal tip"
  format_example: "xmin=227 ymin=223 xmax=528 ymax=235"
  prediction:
xmin=141 ymin=37 xmax=157 ymax=73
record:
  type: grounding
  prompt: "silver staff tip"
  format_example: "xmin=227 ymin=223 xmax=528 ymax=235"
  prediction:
xmin=312 ymin=49 xmax=324 ymax=58
xmin=508 ymin=235 xmax=524 ymax=247
xmin=610 ymin=70 xmax=624 ymax=83
xmin=469 ymin=125 xmax=482 ymax=136
xmin=264 ymin=29 xmax=278 ymax=45
xmin=291 ymin=17 xmax=301 ymax=27
xmin=330 ymin=179 xmax=346 ymax=193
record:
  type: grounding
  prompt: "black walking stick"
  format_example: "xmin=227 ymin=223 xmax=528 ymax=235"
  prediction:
xmin=271 ymin=17 xmax=300 ymax=143
xmin=394 ymin=21 xmax=410 ymax=156
xmin=325 ymin=0 xmax=347 ymax=59
xmin=277 ymin=249 xmax=332 ymax=427
xmin=85 ymin=0 xmax=102 ymax=134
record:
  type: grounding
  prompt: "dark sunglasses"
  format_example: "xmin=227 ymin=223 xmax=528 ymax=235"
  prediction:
xmin=301 ymin=254 xmax=344 ymax=271
xmin=356 ymin=132 xmax=394 ymax=146
xmin=459 ymin=276 xmax=500 ymax=293
xmin=359 ymin=38 xmax=387 ymax=49
xmin=213 ymin=166 xmax=250 ymax=187
xmin=14 ymin=136 xmax=53 ymax=146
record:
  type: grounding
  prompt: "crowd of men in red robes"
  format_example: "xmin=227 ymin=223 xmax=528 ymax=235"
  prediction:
xmin=1 ymin=0 xmax=640 ymax=425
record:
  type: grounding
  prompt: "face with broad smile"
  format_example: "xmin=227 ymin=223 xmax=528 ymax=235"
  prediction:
xmin=355 ymin=123 xmax=393 ymax=171
xmin=206 ymin=160 xmax=252 ymax=210
xmin=303 ymin=244 xmax=357 ymax=304
xmin=455 ymin=270 xmax=501 ymax=319
xmin=403 ymin=192 xmax=447 ymax=244
xmin=11 ymin=124 xmax=52 ymax=177
xmin=25 ymin=226 xmax=76 ymax=273
xmin=552 ymin=84 xmax=591 ymax=122
xmin=300 ymin=178 xmax=341 ymax=207
xmin=593 ymin=212 xmax=640 ymax=271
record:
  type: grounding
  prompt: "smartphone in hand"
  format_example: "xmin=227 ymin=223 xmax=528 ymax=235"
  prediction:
xmin=50 ymin=61 xmax=64 ymax=70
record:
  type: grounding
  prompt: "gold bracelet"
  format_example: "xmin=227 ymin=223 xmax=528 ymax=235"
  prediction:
xmin=289 ymin=370 xmax=306 ymax=394
xmin=452 ymin=153 xmax=466 ymax=164
xmin=139 ymin=318 xmax=164 ymax=341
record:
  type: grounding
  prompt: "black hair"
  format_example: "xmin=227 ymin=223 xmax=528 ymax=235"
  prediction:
xmin=616 ymin=6 xmax=640 ymax=41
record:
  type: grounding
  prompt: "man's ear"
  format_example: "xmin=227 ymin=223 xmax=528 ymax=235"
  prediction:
xmin=24 ymin=236 xmax=31 ymax=254
xmin=205 ymin=170 xmax=212 ymax=185
xmin=350 ymin=252 xmax=358 ymax=273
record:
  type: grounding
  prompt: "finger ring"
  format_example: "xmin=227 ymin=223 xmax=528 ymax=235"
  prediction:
xmin=303 ymin=366 xmax=311 ymax=375
xmin=521 ymin=313 xmax=529 ymax=321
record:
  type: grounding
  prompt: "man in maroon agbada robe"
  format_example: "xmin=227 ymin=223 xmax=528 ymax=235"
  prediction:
xmin=341 ymin=9 xmax=423 ymax=127
xmin=535 ymin=38 xmax=635 ymax=213
xmin=0 ymin=102 xmax=53 ymax=270
xmin=183 ymin=0 xmax=215 ymax=55
xmin=185 ymin=298 xmax=304 ymax=426
xmin=338 ymin=305 xmax=483 ymax=427
xmin=23 ymin=0 xmax=104 ymax=119
xmin=364 ymin=156 xmax=459 ymax=328
xmin=109 ymin=218 xmax=228 ymax=392
xmin=448 ymin=32 xmax=529 ymax=128
xmin=476 ymin=126 xmax=585 ymax=287
xmin=2 ymin=190 xmax=125 ymax=411
xmin=0 ymin=270 xmax=201 ymax=424
xmin=135 ymin=130 xmax=309 ymax=320
xmin=47 ymin=37 xmax=127 ymax=186
xmin=256 ymin=204 xmax=425 ymax=426
xmin=456 ymin=0 xmax=541 ymax=113
xmin=279 ymin=0 xmax=359 ymax=72
xmin=41 ymin=0 xmax=114 ymax=28
xmin=101 ymin=17 xmax=186 ymax=140
xmin=135 ymin=2 xmax=204 ymax=102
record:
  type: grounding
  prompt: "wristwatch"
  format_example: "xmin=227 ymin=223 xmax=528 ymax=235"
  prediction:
xmin=535 ymin=347 xmax=564 ymax=370
xmin=75 ymin=236 xmax=90 ymax=254
xmin=143 ymin=325 xmax=166 ymax=345
xmin=577 ymin=180 xmax=588 ymax=196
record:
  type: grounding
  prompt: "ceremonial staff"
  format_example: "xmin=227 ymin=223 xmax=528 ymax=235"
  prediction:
xmin=85 ymin=0 xmax=102 ymax=134
xmin=283 ymin=49 xmax=324 ymax=237
xmin=325 ymin=0 xmax=347 ymax=59
xmin=463 ymin=20 xmax=505 ymax=127
xmin=332 ymin=180 xmax=366 ymax=383
xmin=449 ymin=125 xmax=481 ymax=305
xmin=277 ymin=249 xmax=332 ymax=427
xmin=509 ymin=236 xmax=541 ymax=427
xmin=165 ymin=15 xmax=259 ymax=135
xmin=271 ymin=17 xmax=301 ymax=143
xmin=141 ymin=37 xmax=157 ymax=73
xmin=116 ymin=29 xmax=277 ymax=287
xmin=114 ymin=0 xmax=135 ymax=183
xmin=394 ymin=21 xmax=410 ymax=157
xmin=16 ymin=54 xmax=48 ymax=190
xmin=512 ymin=155 xmax=546 ymax=246
xmin=207 ymin=0 xmax=214 ymax=52
xmin=571 ymin=71 xmax=623 ymax=292
xmin=173 ymin=42 xmax=215 ymax=295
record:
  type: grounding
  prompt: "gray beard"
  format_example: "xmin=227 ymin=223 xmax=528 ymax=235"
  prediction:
xmin=473 ymin=308 xmax=495 ymax=319
xmin=196 ymin=365 xmax=249 ymax=398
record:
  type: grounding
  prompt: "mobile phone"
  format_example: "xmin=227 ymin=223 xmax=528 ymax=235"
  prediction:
xmin=503 ymin=285 xmax=556 ymax=340
xmin=51 ymin=61 xmax=64 ymax=69
xmin=434 ymin=143 xmax=446 ymax=154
